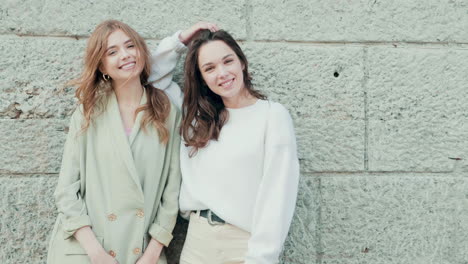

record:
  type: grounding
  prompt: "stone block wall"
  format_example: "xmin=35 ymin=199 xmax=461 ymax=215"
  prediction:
xmin=1 ymin=1 xmax=467 ymax=263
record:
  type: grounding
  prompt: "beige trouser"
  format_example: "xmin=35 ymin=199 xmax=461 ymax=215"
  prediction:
xmin=180 ymin=212 xmax=250 ymax=264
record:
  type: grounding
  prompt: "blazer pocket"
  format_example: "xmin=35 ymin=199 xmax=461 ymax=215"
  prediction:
xmin=64 ymin=236 xmax=104 ymax=255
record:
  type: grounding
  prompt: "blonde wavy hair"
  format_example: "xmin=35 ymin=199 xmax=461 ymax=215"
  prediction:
xmin=72 ymin=20 xmax=170 ymax=143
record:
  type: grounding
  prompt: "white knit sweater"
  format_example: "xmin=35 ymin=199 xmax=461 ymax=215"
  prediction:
xmin=179 ymin=100 xmax=300 ymax=264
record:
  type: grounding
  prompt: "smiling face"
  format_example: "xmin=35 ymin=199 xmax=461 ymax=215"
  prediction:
xmin=197 ymin=40 xmax=246 ymax=105
xmin=100 ymin=29 xmax=143 ymax=84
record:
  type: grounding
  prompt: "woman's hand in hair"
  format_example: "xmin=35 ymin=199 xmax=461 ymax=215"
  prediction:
xmin=179 ymin=21 xmax=219 ymax=45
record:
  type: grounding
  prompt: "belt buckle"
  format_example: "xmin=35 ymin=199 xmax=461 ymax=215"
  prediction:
xmin=207 ymin=210 xmax=224 ymax=226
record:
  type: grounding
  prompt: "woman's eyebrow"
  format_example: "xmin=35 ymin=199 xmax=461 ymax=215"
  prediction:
xmin=106 ymin=39 xmax=132 ymax=51
xmin=201 ymin=54 xmax=234 ymax=68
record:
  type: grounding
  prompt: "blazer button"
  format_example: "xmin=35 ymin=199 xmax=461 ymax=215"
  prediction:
xmin=107 ymin=213 xmax=117 ymax=221
xmin=109 ymin=250 xmax=116 ymax=257
xmin=133 ymin=247 xmax=141 ymax=255
xmin=136 ymin=209 xmax=144 ymax=218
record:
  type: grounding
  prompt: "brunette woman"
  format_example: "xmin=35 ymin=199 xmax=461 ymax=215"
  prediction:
xmin=47 ymin=20 xmax=216 ymax=264
xmin=177 ymin=30 xmax=300 ymax=264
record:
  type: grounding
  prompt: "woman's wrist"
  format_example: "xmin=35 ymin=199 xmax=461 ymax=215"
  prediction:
xmin=87 ymin=246 xmax=107 ymax=259
xmin=144 ymin=238 xmax=164 ymax=259
xmin=74 ymin=226 xmax=106 ymax=257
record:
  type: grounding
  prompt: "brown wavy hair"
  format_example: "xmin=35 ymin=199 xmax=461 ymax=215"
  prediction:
xmin=181 ymin=30 xmax=266 ymax=155
xmin=72 ymin=20 xmax=170 ymax=142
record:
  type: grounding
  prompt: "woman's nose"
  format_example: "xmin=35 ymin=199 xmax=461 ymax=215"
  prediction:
xmin=120 ymin=48 xmax=130 ymax=59
xmin=217 ymin=65 xmax=228 ymax=77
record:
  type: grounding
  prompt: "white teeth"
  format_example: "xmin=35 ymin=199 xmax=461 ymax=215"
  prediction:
xmin=120 ymin=62 xmax=135 ymax=70
xmin=220 ymin=79 xmax=234 ymax=88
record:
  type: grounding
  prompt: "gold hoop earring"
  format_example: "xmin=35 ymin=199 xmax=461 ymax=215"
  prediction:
xmin=103 ymin=74 xmax=110 ymax=81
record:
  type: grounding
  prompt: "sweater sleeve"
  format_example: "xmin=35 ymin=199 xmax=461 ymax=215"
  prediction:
xmin=245 ymin=102 xmax=300 ymax=264
xmin=148 ymin=107 xmax=182 ymax=246
xmin=148 ymin=30 xmax=186 ymax=108
xmin=54 ymin=109 xmax=92 ymax=239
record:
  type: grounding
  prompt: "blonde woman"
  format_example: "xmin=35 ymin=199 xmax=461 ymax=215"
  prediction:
xmin=47 ymin=20 xmax=217 ymax=264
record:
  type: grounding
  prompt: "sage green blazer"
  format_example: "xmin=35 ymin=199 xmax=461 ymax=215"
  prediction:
xmin=47 ymin=91 xmax=181 ymax=264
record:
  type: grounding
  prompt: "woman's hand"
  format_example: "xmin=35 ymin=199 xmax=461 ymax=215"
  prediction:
xmin=135 ymin=254 xmax=158 ymax=264
xmin=179 ymin=21 xmax=219 ymax=45
xmin=135 ymin=239 xmax=164 ymax=264
xmin=73 ymin=226 xmax=118 ymax=264
xmin=89 ymin=250 xmax=119 ymax=264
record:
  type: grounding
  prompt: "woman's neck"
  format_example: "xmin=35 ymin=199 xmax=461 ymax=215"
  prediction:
xmin=223 ymin=90 xmax=258 ymax=109
xmin=113 ymin=77 xmax=144 ymax=107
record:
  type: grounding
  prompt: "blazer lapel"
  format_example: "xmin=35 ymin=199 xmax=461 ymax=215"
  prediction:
xmin=105 ymin=92 xmax=144 ymax=200
xmin=128 ymin=91 xmax=146 ymax=146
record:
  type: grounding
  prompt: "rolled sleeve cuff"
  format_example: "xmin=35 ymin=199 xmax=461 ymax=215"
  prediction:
xmin=172 ymin=30 xmax=187 ymax=53
xmin=148 ymin=223 xmax=174 ymax=247
xmin=62 ymin=215 xmax=92 ymax=239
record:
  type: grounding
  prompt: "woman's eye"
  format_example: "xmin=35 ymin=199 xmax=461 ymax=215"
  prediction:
xmin=108 ymin=50 xmax=116 ymax=56
xmin=205 ymin=67 xmax=214 ymax=72
xmin=128 ymin=44 xmax=135 ymax=48
xmin=225 ymin=59 xmax=233 ymax=64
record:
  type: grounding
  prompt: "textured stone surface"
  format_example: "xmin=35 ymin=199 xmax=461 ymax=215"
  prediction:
xmin=369 ymin=120 xmax=468 ymax=172
xmin=0 ymin=119 xmax=68 ymax=173
xmin=0 ymin=36 xmax=82 ymax=119
xmin=0 ymin=37 xmax=182 ymax=120
xmin=0 ymin=0 xmax=247 ymax=39
xmin=368 ymin=47 xmax=468 ymax=172
xmin=319 ymin=175 xmax=468 ymax=264
xmin=280 ymin=176 xmax=320 ymax=264
xmin=0 ymin=176 xmax=57 ymax=263
xmin=244 ymin=43 xmax=365 ymax=172
xmin=295 ymin=121 xmax=364 ymax=173
xmin=251 ymin=0 xmax=468 ymax=42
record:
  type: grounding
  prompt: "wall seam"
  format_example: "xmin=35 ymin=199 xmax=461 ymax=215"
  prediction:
xmin=5 ymin=34 xmax=468 ymax=48
xmin=300 ymin=171 xmax=458 ymax=175
xmin=244 ymin=0 xmax=253 ymax=41
xmin=316 ymin=176 xmax=323 ymax=264
xmin=363 ymin=47 xmax=369 ymax=171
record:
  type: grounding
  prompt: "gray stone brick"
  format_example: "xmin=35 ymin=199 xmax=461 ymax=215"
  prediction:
xmin=0 ymin=119 xmax=68 ymax=173
xmin=319 ymin=175 xmax=468 ymax=264
xmin=0 ymin=38 xmax=181 ymax=120
xmin=369 ymin=120 xmax=468 ymax=172
xmin=0 ymin=36 xmax=83 ymax=119
xmin=0 ymin=176 xmax=58 ymax=264
xmin=244 ymin=43 xmax=365 ymax=172
xmin=296 ymin=121 xmax=364 ymax=172
xmin=0 ymin=0 xmax=246 ymax=39
xmin=281 ymin=176 xmax=320 ymax=264
xmin=251 ymin=0 xmax=468 ymax=42
xmin=368 ymin=47 xmax=468 ymax=172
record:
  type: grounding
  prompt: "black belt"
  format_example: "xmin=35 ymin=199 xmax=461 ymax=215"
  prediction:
xmin=199 ymin=209 xmax=226 ymax=225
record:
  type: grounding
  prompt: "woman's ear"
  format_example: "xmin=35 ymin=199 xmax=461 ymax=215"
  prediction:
xmin=98 ymin=63 xmax=106 ymax=75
